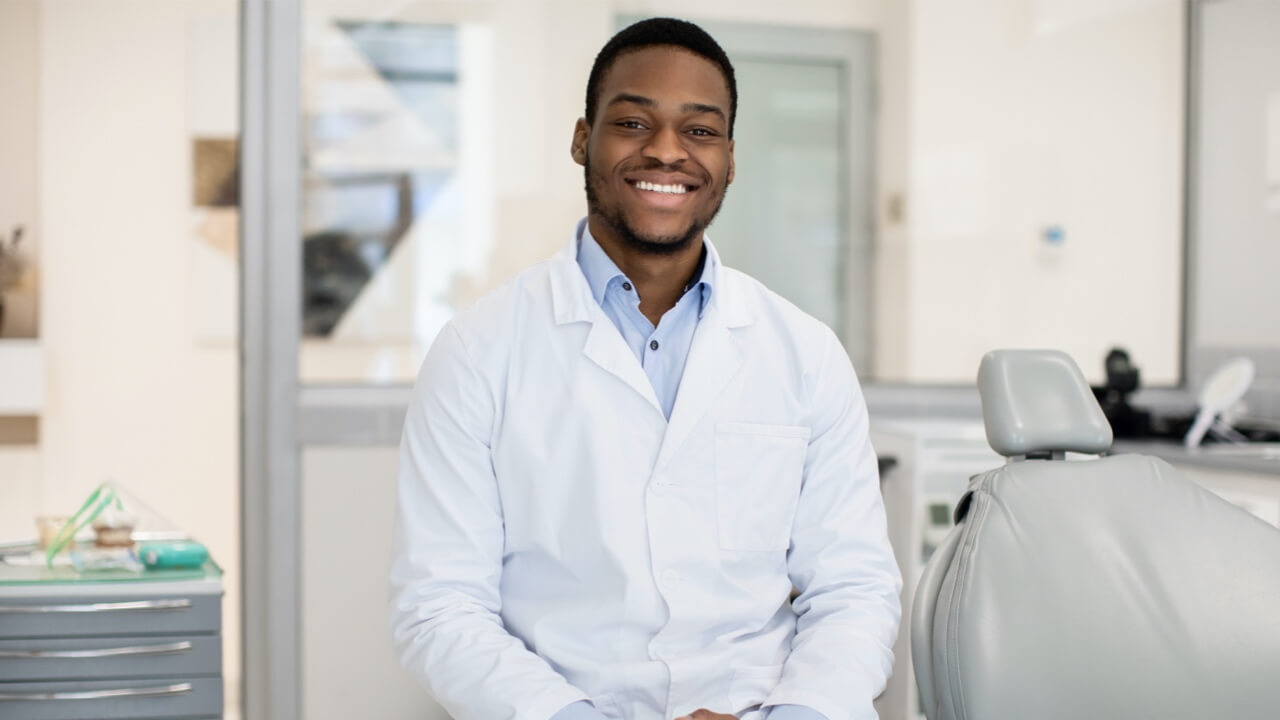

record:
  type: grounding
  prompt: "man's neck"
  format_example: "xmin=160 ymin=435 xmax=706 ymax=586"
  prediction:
xmin=588 ymin=216 xmax=704 ymax=327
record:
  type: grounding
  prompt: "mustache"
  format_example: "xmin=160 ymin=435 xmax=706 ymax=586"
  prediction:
xmin=619 ymin=159 xmax=709 ymax=185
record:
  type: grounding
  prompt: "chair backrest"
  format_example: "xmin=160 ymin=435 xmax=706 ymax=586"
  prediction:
xmin=911 ymin=350 xmax=1280 ymax=720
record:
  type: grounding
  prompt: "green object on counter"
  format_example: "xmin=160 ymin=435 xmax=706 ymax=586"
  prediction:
xmin=138 ymin=541 xmax=209 ymax=570
xmin=45 ymin=482 xmax=121 ymax=567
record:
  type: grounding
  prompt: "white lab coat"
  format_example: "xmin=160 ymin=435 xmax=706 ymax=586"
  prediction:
xmin=390 ymin=227 xmax=901 ymax=720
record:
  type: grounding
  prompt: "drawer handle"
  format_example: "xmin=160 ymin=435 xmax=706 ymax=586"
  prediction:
xmin=0 ymin=640 xmax=193 ymax=659
xmin=0 ymin=682 xmax=193 ymax=701
xmin=0 ymin=599 xmax=191 ymax=614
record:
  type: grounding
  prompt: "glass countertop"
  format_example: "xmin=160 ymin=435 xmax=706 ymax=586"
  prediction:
xmin=0 ymin=542 xmax=222 ymax=587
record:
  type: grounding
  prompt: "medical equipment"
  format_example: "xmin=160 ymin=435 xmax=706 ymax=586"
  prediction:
xmin=1184 ymin=356 xmax=1255 ymax=447
xmin=1091 ymin=348 xmax=1153 ymax=438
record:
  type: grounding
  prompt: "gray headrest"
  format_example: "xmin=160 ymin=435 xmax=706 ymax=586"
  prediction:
xmin=977 ymin=349 xmax=1113 ymax=457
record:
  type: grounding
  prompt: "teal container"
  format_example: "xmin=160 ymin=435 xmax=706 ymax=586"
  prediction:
xmin=138 ymin=541 xmax=209 ymax=570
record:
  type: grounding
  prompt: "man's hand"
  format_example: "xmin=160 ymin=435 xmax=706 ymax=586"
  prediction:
xmin=674 ymin=710 xmax=736 ymax=720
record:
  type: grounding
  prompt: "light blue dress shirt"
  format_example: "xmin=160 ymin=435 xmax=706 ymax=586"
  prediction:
xmin=575 ymin=223 xmax=712 ymax=420
xmin=549 ymin=225 xmax=829 ymax=720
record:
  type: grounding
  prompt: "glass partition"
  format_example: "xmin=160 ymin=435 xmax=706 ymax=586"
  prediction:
xmin=300 ymin=17 xmax=474 ymax=383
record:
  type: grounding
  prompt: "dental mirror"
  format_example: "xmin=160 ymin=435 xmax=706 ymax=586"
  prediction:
xmin=1184 ymin=357 xmax=1255 ymax=447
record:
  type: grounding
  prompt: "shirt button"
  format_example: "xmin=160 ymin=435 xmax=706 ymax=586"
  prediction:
xmin=650 ymin=340 xmax=659 ymax=351
xmin=622 ymin=281 xmax=632 ymax=291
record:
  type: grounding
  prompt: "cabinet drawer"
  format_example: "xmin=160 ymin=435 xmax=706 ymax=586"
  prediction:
xmin=0 ymin=677 xmax=222 ymax=719
xmin=0 ymin=594 xmax=220 ymax=639
xmin=0 ymin=634 xmax=220 ymax=681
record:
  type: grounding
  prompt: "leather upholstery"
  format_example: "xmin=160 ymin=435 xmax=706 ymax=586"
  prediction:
xmin=912 ymin=349 xmax=1280 ymax=719
xmin=913 ymin=456 xmax=1280 ymax=720
xmin=977 ymin=349 xmax=1112 ymax=456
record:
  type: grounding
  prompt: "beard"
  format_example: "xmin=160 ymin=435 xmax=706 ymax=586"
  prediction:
xmin=584 ymin=153 xmax=727 ymax=256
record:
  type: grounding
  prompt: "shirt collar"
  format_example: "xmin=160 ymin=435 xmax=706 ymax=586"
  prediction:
xmin=576 ymin=222 xmax=627 ymax=307
xmin=576 ymin=221 xmax=716 ymax=317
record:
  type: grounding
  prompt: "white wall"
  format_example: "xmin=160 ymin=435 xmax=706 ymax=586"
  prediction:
xmin=302 ymin=446 xmax=444 ymax=720
xmin=872 ymin=0 xmax=913 ymax=377
xmin=1192 ymin=0 xmax=1280 ymax=419
xmin=1194 ymin=0 xmax=1280 ymax=349
xmin=35 ymin=0 xmax=242 ymax=712
xmin=901 ymin=0 xmax=1185 ymax=384
xmin=617 ymin=0 xmax=882 ymax=27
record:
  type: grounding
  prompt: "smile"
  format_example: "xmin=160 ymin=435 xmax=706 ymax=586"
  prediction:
xmin=632 ymin=180 xmax=691 ymax=195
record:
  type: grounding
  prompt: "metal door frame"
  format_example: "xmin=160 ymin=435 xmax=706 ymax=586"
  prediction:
xmin=241 ymin=0 xmax=302 ymax=718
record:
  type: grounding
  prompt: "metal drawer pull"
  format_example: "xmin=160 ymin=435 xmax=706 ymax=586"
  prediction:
xmin=0 ymin=682 xmax=193 ymax=701
xmin=0 ymin=640 xmax=193 ymax=659
xmin=0 ymin=599 xmax=191 ymax=614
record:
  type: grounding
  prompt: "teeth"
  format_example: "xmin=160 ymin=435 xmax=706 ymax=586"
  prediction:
xmin=635 ymin=181 xmax=688 ymax=195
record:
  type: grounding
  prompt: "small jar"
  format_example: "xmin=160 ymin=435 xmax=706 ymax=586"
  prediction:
xmin=91 ymin=508 xmax=137 ymax=548
xmin=36 ymin=516 xmax=70 ymax=550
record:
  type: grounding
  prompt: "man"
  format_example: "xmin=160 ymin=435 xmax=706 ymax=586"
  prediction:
xmin=390 ymin=17 xmax=901 ymax=720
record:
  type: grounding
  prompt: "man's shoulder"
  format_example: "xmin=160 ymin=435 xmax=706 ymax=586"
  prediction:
xmin=450 ymin=257 xmax=557 ymax=339
xmin=719 ymin=265 xmax=838 ymax=347
xmin=719 ymin=264 xmax=856 ymax=406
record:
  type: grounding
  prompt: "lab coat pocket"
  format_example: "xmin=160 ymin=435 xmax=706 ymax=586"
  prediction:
xmin=729 ymin=664 xmax=785 ymax=716
xmin=715 ymin=423 xmax=809 ymax=551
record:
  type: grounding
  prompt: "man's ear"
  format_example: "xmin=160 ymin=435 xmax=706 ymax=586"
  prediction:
xmin=726 ymin=138 xmax=735 ymax=185
xmin=570 ymin=118 xmax=589 ymax=166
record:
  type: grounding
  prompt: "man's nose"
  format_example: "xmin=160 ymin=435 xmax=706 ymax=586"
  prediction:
xmin=642 ymin=125 xmax=689 ymax=166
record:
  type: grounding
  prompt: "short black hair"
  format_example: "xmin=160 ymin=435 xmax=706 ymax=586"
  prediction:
xmin=585 ymin=17 xmax=738 ymax=138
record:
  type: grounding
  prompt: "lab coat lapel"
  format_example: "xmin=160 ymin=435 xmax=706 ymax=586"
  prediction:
xmin=582 ymin=314 xmax=664 ymax=415
xmin=548 ymin=229 xmax=664 ymax=417
xmin=654 ymin=267 xmax=751 ymax=473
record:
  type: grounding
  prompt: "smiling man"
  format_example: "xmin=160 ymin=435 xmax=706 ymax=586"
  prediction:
xmin=390 ymin=17 xmax=901 ymax=720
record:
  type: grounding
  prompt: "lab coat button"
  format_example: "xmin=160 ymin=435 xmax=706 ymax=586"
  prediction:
xmin=650 ymin=481 xmax=668 ymax=495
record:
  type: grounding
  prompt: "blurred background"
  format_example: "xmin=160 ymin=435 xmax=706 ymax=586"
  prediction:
xmin=0 ymin=0 xmax=1277 ymax=719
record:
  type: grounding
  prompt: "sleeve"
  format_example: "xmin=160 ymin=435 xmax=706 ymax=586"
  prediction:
xmin=766 ymin=705 xmax=830 ymax=720
xmin=550 ymin=701 xmax=611 ymax=720
xmin=389 ymin=322 xmax=591 ymax=720
xmin=763 ymin=331 xmax=903 ymax=720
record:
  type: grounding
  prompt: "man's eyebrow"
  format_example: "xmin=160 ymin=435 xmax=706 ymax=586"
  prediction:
xmin=605 ymin=94 xmax=727 ymax=123
xmin=606 ymin=93 xmax=657 ymax=109
xmin=681 ymin=103 xmax=726 ymax=122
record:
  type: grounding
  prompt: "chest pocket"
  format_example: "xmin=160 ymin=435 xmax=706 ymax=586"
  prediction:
xmin=715 ymin=422 xmax=810 ymax=551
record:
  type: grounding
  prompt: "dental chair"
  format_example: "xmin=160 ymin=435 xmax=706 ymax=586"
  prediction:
xmin=911 ymin=349 xmax=1280 ymax=720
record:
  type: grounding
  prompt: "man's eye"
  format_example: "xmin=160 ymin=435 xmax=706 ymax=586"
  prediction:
xmin=688 ymin=128 xmax=717 ymax=137
xmin=617 ymin=120 xmax=646 ymax=130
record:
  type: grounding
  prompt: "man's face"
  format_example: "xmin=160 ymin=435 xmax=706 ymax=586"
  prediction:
xmin=572 ymin=45 xmax=735 ymax=254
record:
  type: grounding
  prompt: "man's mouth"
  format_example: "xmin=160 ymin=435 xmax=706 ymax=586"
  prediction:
xmin=631 ymin=180 xmax=691 ymax=195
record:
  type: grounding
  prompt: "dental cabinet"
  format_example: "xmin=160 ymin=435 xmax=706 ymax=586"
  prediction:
xmin=0 ymin=550 xmax=224 ymax=719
